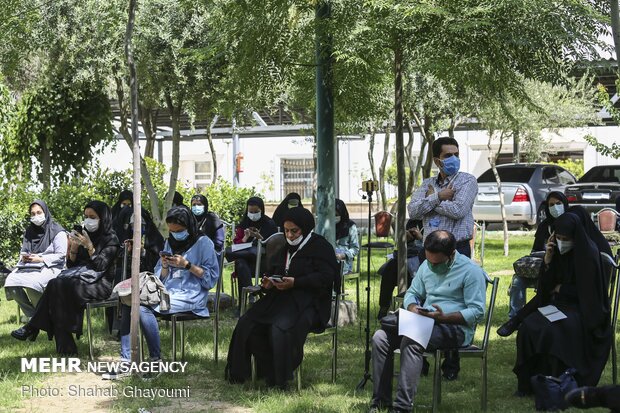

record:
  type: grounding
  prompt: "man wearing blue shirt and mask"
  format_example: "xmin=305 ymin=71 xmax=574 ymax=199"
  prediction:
xmin=407 ymin=136 xmax=478 ymax=380
xmin=369 ymin=230 xmax=486 ymax=413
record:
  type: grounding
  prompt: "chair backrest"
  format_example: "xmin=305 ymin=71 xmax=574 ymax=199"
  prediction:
xmin=479 ymin=277 xmax=500 ymax=351
xmin=374 ymin=211 xmax=393 ymax=238
xmin=596 ymin=208 xmax=620 ymax=232
xmin=254 ymin=232 xmax=286 ymax=282
xmin=329 ymin=261 xmax=346 ymax=328
xmin=607 ymin=251 xmax=620 ymax=337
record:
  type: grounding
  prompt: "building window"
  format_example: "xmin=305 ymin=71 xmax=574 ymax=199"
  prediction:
xmin=194 ymin=161 xmax=212 ymax=192
xmin=281 ymin=158 xmax=314 ymax=200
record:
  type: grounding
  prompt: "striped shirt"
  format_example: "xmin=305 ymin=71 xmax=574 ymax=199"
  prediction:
xmin=407 ymin=172 xmax=478 ymax=243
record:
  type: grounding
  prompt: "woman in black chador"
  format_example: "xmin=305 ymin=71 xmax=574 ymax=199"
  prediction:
xmin=11 ymin=200 xmax=120 ymax=355
xmin=225 ymin=207 xmax=340 ymax=388
xmin=509 ymin=212 xmax=612 ymax=395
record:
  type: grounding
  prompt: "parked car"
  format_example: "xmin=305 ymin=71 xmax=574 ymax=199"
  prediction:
xmin=472 ymin=163 xmax=577 ymax=227
xmin=564 ymin=165 xmax=620 ymax=214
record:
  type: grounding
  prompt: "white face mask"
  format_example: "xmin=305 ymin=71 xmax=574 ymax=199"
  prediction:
xmin=31 ymin=214 xmax=46 ymax=226
xmin=287 ymin=235 xmax=303 ymax=246
xmin=84 ymin=218 xmax=100 ymax=233
xmin=556 ymin=239 xmax=574 ymax=255
xmin=548 ymin=204 xmax=565 ymax=218
xmin=247 ymin=212 xmax=261 ymax=222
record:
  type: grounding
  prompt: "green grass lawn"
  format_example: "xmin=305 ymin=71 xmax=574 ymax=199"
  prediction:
xmin=0 ymin=231 xmax=615 ymax=412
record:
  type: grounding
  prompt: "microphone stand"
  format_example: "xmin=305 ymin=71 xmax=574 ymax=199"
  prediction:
xmin=356 ymin=188 xmax=374 ymax=390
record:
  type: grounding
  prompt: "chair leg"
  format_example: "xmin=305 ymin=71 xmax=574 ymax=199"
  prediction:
xmin=297 ymin=363 xmax=302 ymax=392
xmin=86 ymin=304 xmax=94 ymax=361
xmin=251 ymin=355 xmax=257 ymax=386
xmin=481 ymin=354 xmax=488 ymax=411
xmin=17 ymin=305 xmax=21 ymax=324
xmin=171 ymin=316 xmax=177 ymax=362
xmin=213 ymin=318 xmax=219 ymax=365
xmin=613 ymin=340 xmax=617 ymax=385
xmin=432 ymin=350 xmax=441 ymax=413
xmin=332 ymin=331 xmax=337 ymax=383
xmin=180 ymin=320 xmax=186 ymax=362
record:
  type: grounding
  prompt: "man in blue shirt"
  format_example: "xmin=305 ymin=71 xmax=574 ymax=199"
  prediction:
xmin=369 ymin=230 xmax=486 ymax=413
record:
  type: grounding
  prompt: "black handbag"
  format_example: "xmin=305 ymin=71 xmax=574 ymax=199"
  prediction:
xmin=513 ymin=255 xmax=543 ymax=279
xmin=530 ymin=368 xmax=578 ymax=411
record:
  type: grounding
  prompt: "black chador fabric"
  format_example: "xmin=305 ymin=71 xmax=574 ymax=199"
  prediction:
xmin=513 ymin=212 xmax=612 ymax=392
xmin=335 ymin=198 xmax=354 ymax=240
xmin=28 ymin=200 xmax=120 ymax=354
xmin=225 ymin=208 xmax=339 ymax=387
xmin=531 ymin=191 xmax=569 ymax=252
xmin=114 ymin=206 xmax=164 ymax=272
xmin=272 ymin=192 xmax=302 ymax=230
xmin=238 ymin=196 xmax=277 ymax=239
xmin=191 ymin=194 xmax=223 ymax=245
xmin=111 ymin=190 xmax=133 ymax=220
xmin=165 ymin=205 xmax=199 ymax=255
xmin=22 ymin=199 xmax=65 ymax=254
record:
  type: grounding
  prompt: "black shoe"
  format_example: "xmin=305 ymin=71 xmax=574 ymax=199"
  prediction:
xmin=497 ymin=318 xmax=520 ymax=337
xmin=11 ymin=325 xmax=39 ymax=341
xmin=442 ymin=371 xmax=458 ymax=381
xmin=513 ymin=390 xmax=532 ymax=398
xmin=565 ymin=386 xmax=603 ymax=409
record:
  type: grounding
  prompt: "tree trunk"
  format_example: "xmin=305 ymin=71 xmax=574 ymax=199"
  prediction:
xmin=388 ymin=118 xmax=417 ymax=217
xmin=421 ymin=114 xmax=435 ymax=179
xmin=113 ymin=71 xmax=163 ymax=228
xmin=378 ymin=125 xmax=390 ymax=211
xmin=164 ymin=91 xmax=183 ymax=227
xmin=513 ymin=129 xmax=520 ymax=163
xmin=140 ymin=104 xmax=158 ymax=159
xmin=40 ymin=139 xmax=51 ymax=192
xmin=125 ymin=0 xmax=142 ymax=364
xmin=311 ymin=138 xmax=317 ymax=214
xmin=394 ymin=46 xmax=408 ymax=294
xmin=611 ymin=0 xmax=620 ymax=62
xmin=367 ymin=128 xmax=378 ymax=188
xmin=206 ymin=127 xmax=217 ymax=183
xmin=488 ymin=132 xmax=509 ymax=256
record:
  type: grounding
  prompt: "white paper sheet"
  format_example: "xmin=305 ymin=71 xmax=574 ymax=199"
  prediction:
xmin=398 ymin=309 xmax=435 ymax=349
xmin=231 ymin=242 xmax=253 ymax=252
xmin=538 ymin=305 xmax=567 ymax=322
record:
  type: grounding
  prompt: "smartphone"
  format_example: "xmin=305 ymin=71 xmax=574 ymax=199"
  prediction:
xmin=418 ymin=307 xmax=435 ymax=313
xmin=248 ymin=227 xmax=258 ymax=233
xmin=20 ymin=251 xmax=30 ymax=257
xmin=73 ymin=224 xmax=83 ymax=233
xmin=269 ymin=275 xmax=284 ymax=283
xmin=159 ymin=251 xmax=173 ymax=257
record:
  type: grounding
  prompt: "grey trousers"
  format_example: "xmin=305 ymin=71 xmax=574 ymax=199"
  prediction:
xmin=371 ymin=324 xmax=465 ymax=412
xmin=5 ymin=287 xmax=42 ymax=318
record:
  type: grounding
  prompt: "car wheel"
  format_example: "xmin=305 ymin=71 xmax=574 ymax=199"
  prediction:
xmin=535 ymin=203 xmax=546 ymax=226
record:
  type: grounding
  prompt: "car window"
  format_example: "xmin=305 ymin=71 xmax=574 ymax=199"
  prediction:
xmin=542 ymin=167 xmax=559 ymax=184
xmin=557 ymin=168 xmax=575 ymax=185
xmin=477 ymin=167 xmax=535 ymax=183
xmin=579 ymin=166 xmax=620 ymax=183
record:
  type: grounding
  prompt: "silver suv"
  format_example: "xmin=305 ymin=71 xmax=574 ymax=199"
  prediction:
xmin=473 ymin=163 xmax=576 ymax=227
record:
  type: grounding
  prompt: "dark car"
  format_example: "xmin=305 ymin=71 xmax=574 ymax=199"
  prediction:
xmin=473 ymin=163 xmax=577 ymax=226
xmin=564 ymin=165 xmax=620 ymax=214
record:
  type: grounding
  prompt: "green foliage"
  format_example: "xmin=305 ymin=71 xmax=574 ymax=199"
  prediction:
xmin=550 ymin=159 xmax=585 ymax=180
xmin=585 ymin=83 xmax=620 ymax=159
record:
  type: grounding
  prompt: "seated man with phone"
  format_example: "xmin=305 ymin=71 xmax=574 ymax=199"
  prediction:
xmin=369 ymin=230 xmax=486 ymax=413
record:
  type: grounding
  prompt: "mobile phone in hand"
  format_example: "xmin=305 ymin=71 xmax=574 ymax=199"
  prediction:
xmin=159 ymin=251 xmax=173 ymax=258
xmin=269 ymin=275 xmax=284 ymax=283
xmin=418 ymin=307 xmax=435 ymax=313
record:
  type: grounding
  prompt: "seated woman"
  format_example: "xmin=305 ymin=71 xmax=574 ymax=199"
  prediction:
xmin=503 ymin=212 xmax=612 ymax=395
xmin=5 ymin=200 xmax=67 ymax=321
xmin=227 ymin=197 xmax=277 ymax=309
xmin=272 ymin=192 xmax=302 ymax=230
xmin=334 ymin=199 xmax=359 ymax=274
xmin=11 ymin=201 xmax=120 ymax=355
xmin=104 ymin=206 xmax=219 ymax=379
xmin=377 ymin=219 xmax=423 ymax=319
xmin=225 ymin=207 xmax=340 ymax=388
xmin=508 ymin=191 xmax=568 ymax=318
xmin=111 ymin=190 xmax=133 ymax=221
xmin=191 ymin=194 xmax=225 ymax=253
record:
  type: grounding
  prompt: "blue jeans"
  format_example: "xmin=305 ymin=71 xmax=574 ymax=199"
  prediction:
xmin=508 ymin=275 xmax=537 ymax=319
xmin=120 ymin=305 xmax=161 ymax=360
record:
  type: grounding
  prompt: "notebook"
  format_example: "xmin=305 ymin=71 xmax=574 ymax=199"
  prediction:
xmin=538 ymin=305 xmax=567 ymax=322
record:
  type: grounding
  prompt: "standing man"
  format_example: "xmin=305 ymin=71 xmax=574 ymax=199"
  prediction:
xmin=407 ymin=136 xmax=478 ymax=381
xmin=369 ymin=230 xmax=486 ymax=413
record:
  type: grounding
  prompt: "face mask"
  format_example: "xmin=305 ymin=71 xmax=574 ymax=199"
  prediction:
xmin=31 ymin=214 xmax=46 ymax=226
xmin=84 ymin=218 xmax=100 ymax=233
xmin=192 ymin=205 xmax=205 ymax=216
xmin=335 ymin=216 xmax=341 ymax=224
xmin=171 ymin=230 xmax=189 ymax=241
xmin=428 ymin=256 xmax=454 ymax=275
xmin=287 ymin=235 xmax=303 ymax=246
xmin=440 ymin=156 xmax=460 ymax=176
xmin=288 ymin=200 xmax=299 ymax=208
xmin=556 ymin=239 xmax=574 ymax=255
xmin=548 ymin=204 xmax=564 ymax=218
xmin=248 ymin=212 xmax=261 ymax=222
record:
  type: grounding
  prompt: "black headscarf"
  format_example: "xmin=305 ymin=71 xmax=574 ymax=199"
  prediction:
xmin=238 ymin=196 xmax=277 ymax=238
xmin=111 ymin=190 xmax=133 ymax=219
xmin=173 ymin=191 xmax=185 ymax=207
xmin=281 ymin=207 xmax=315 ymax=253
xmin=191 ymin=194 xmax=223 ymax=242
xmin=84 ymin=200 xmax=119 ymax=252
xmin=335 ymin=198 xmax=355 ymax=240
xmin=115 ymin=206 xmax=164 ymax=252
xmin=532 ymin=192 xmax=570 ymax=252
xmin=566 ymin=205 xmax=613 ymax=257
xmin=165 ymin=206 xmax=199 ymax=254
xmin=543 ymin=191 xmax=569 ymax=224
xmin=23 ymin=200 xmax=65 ymax=254
xmin=272 ymin=192 xmax=303 ymax=229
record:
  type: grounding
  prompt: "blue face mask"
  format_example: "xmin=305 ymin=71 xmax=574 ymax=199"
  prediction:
xmin=192 ymin=205 xmax=205 ymax=216
xmin=170 ymin=230 xmax=189 ymax=241
xmin=441 ymin=156 xmax=460 ymax=176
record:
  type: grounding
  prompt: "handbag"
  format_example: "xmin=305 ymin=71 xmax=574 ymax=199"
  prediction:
xmin=379 ymin=310 xmax=399 ymax=335
xmin=57 ymin=265 xmax=105 ymax=284
xmin=513 ymin=255 xmax=543 ymax=279
xmin=112 ymin=272 xmax=170 ymax=311
xmin=530 ymin=368 xmax=578 ymax=411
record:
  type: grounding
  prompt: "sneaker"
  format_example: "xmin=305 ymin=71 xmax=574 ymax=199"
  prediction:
xmin=101 ymin=367 xmax=131 ymax=380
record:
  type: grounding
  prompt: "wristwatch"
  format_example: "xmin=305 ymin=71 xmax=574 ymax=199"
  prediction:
xmin=185 ymin=261 xmax=192 ymax=270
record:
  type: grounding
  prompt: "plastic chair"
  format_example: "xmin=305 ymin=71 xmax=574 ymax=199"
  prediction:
xmin=593 ymin=208 xmax=620 ymax=232
xmin=361 ymin=211 xmax=395 ymax=257
xmin=341 ymin=234 xmax=362 ymax=311
xmin=602 ymin=251 xmax=620 ymax=384
xmin=424 ymin=276 xmax=499 ymax=412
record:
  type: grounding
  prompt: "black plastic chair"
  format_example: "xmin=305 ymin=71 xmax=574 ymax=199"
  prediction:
xmin=602 ymin=251 xmax=620 ymax=385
